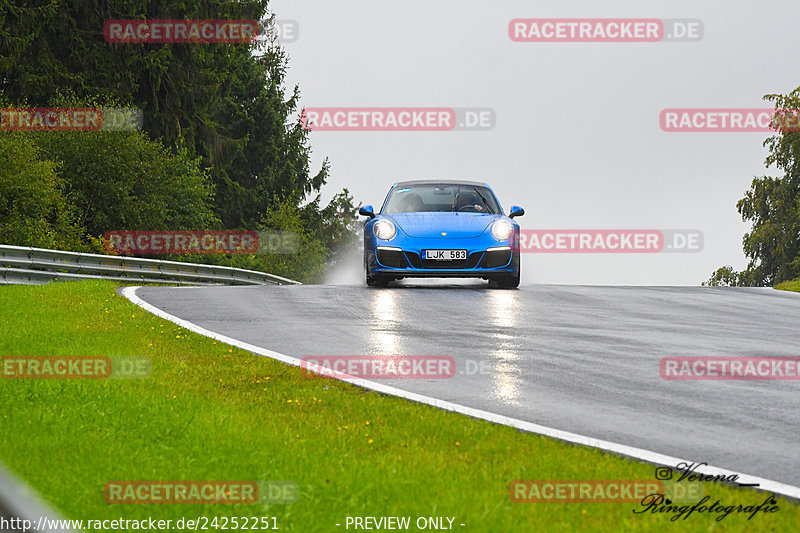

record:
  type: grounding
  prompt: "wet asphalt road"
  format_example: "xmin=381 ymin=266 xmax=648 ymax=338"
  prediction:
xmin=136 ymin=281 xmax=800 ymax=487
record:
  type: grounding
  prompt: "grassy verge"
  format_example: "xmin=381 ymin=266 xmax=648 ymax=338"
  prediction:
xmin=774 ymin=279 xmax=800 ymax=293
xmin=1 ymin=280 xmax=798 ymax=532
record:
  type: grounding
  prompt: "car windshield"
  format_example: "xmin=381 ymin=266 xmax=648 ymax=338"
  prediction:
xmin=382 ymin=184 xmax=501 ymax=214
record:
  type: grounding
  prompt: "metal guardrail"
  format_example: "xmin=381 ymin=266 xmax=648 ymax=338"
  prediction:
xmin=0 ymin=247 xmax=296 ymax=531
xmin=0 ymin=462 xmax=76 ymax=533
xmin=0 ymin=245 xmax=300 ymax=286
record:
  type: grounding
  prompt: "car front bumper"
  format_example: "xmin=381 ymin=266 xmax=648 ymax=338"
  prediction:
xmin=365 ymin=233 xmax=519 ymax=279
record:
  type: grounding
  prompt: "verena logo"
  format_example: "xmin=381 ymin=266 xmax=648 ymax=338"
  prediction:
xmin=301 ymin=356 xmax=456 ymax=380
xmin=104 ymin=20 xmax=258 ymax=43
xmin=660 ymin=357 xmax=800 ymax=380
xmin=301 ymin=108 xmax=495 ymax=131
xmin=509 ymin=19 xmax=703 ymax=43
xmin=519 ymin=230 xmax=703 ymax=253
xmin=660 ymin=109 xmax=800 ymax=132
xmin=104 ymin=230 xmax=258 ymax=255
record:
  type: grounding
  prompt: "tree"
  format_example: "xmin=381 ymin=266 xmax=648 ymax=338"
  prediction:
xmin=299 ymin=189 xmax=362 ymax=272
xmin=0 ymin=0 xmax=329 ymax=228
xmin=703 ymin=266 xmax=740 ymax=287
xmin=1 ymin=0 xmax=360 ymax=280
xmin=707 ymin=86 xmax=800 ymax=286
xmin=31 ymin=129 xmax=219 ymax=237
xmin=0 ymin=132 xmax=85 ymax=249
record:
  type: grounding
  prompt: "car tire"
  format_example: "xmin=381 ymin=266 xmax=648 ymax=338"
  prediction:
xmin=365 ymin=257 xmax=390 ymax=287
xmin=493 ymin=269 xmax=520 ymax=289
xmin=366 ymin=274 xmax=389 ymax=287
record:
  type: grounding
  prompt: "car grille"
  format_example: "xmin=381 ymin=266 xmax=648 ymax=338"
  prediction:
xmin=405 ymin=252 xmax=423 ymax=269
xmin=379 ymin=250 xmax=495 ymax=270
xmin=465 ymin=253 xmax=482 ymax=268
xmin=421 ymin=259 xmax=468 ymax=268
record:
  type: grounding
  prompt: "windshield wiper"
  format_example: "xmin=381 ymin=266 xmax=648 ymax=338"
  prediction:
xmin=451 ymin=186 xmax=461 ymax=212
xmin=473 ymin=187 xmax=493 ymax=213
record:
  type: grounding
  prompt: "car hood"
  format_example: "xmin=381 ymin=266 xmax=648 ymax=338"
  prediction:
xmin=386 ymin=212 xmax=497 ymax=238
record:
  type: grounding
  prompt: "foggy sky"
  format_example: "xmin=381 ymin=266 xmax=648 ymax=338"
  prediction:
xmin=270 ymin=0 xmax=800 ymax=285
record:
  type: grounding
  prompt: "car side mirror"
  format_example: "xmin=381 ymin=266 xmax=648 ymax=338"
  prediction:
xmin=359 ymin=205 xmax=375 ymax=218
xmin=509 ymin=205 xmax=525 ymax=218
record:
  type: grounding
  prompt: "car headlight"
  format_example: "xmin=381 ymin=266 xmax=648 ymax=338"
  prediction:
xmin=373 ymin=219 xmax=397 ymax=240
xmin=491 ymin=219 xmax=514 ymax=241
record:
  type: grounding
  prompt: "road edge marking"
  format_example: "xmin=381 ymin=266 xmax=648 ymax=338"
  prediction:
xmin=121 ymin=285 xmax=800 ymax=501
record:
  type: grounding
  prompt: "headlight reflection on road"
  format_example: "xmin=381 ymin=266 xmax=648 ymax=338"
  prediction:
xmin=487 ymin=290 xmax=522 ymax=343
xmin=486 ymin=290 xmax=524 ymax=406
xmin=491 ymin=354 xmax=521 ymax=405
xmin=367 ymin=290 xmax=401 ymax=355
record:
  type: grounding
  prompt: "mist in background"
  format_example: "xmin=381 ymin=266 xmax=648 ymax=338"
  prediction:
xmin=272 ymin=0 xmax=800 ymax=285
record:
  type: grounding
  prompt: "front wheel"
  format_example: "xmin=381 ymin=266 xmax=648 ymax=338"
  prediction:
xmin=492 ymin=269 xmax=520 ymax=289
xmin=365 ymin=256 xmax=390 ymax=287
xmin=366 ymin=273 xmax=390 ymax=287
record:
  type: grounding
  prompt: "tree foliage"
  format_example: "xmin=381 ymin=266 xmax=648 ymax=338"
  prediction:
xmin=0 ymin=132 xmax=84 ymax=249
xmin=1 ymin=0 xmax=330 ymax=228
xmin=707 ymin=86 xmax=800 ymax=286
xmin=0 ymin=0 xmax=359 ymax=280
xmin=32 ymin=130 xmax=218 ymax=237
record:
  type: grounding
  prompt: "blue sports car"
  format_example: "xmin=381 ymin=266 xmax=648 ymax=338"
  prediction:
xmin=359 ymin=180 xmax=524 ymax=288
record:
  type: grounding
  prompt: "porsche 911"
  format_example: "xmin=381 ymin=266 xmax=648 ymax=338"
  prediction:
xmin=359 ymin=180 xmax=524 ymax=288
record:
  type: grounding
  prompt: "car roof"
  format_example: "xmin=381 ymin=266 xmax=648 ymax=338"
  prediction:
xmin=393 ymin=179 xmax=491 ymax=188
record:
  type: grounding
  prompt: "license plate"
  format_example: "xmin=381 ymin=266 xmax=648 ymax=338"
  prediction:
xmin=424 ymin=249 xmax=467 ymax=260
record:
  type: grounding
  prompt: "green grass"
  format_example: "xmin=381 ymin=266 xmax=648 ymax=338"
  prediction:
xmin=774 ymin=279 xmax=800 ymax=293
xmin=1 ymin=280 xmax=798 ymax=532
